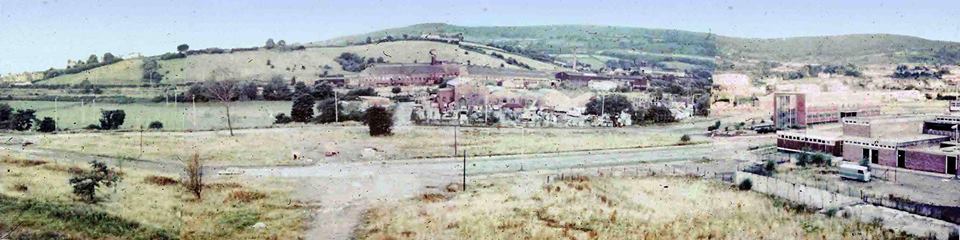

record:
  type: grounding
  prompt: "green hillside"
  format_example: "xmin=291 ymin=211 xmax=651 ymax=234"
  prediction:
xmin=717 ymin=34 xmax=960 ymax=65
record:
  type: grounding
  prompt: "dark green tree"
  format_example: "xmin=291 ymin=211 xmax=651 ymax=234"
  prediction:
xmin=262 ymin=77 xmax=291 ymax=100
xmin=364 ymin=106 xmax=393 ymax=136
xmin=312 ymin=83 xmax=335 ymax=100
xmin=290 ymin=93 xmax=315 ymax=122
xmin=99 ymin=110 xmax=126 ymax=130
xmin=38 ymin=117 xmax=56 ymax=132
xmin=11 ymin=109 xmax=37 ymax=131
xmin=69 ymin=161 xmax=119 ymax=203
xmin=177 ymin=44 xmax=190 ymax=53
xmin=585 ymin=94 xmax=634 ymax=116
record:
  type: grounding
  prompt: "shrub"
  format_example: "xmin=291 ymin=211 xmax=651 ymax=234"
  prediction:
xmin=38 ymin=117 xmax=56 ymax=132
xmin=10 ymin=109 xmax=37 ymax=131
xmin=225 ymin=190 xmax=267 ymax=203
xmin=262 ymin=77 xmax=291 ymax=100
xmin=184 ymin=153 xmax=204 ymax=200
xmin=707 ymin=120 xmax=720 ymax=131
xmin=148 ymin=121 xmax=163 ymax=130
xmin=365 ymin=106 xmax=393 ymax=136
xmin=737 ymin=179 xmax=753 ymax=191
xmin=98 ymin=110 xmax=126 ymax=130
xmin=144 ymin=175 xmax=178 ymax=186
xmin=84 ymin=124 xmax=101 ymax=130
xmin=274 ymin=113 xmax=293 ymax=124
xmin=312 ymin=83 xmax=335 ymax=100
xmin=764 ymin=159 xmax=777 ymax=174
xmin=290 ymin=93 xmax=315 ymax=122
xmin=69 ymin=161 xmax=120 ymax=203
xmin=391 ymin=86 xmax=402 ymax=94
xmin=680 ymin=134 xmax=691 ymax=143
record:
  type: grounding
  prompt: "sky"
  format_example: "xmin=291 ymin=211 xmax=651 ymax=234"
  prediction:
xmin=1 ymin=0 xmax=959 ymax=74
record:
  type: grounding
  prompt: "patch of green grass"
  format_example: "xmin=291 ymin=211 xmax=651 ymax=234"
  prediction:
xmin=218 ymin=210 xmax=260 ymax=230
xmin=0 ymin=194 xmax=175 ymax=239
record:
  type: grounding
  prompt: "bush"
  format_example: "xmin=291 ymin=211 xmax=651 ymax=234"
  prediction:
xmin=10 ymin=109 xmax=37 ymax=131
xmin=98 ymin=110 xmax=125 ymax=130
xmin=148 ymin=121 xmax=163 ymax=130
xmin=365 ymin=106 xmax=393 ymax=136
xmin=680 ymin=134 xmax=691 ymax=143
xmin=225 ymin=190 xmax=267 ymax=203
xmin=391 ymin=86 xmax=402 ymax=94
xmin=585 ymin=94 xmax=634 ymax=116
xmin=144 ymin=175 xmax=178 ymax=186
xmin=69 ymin=161 xmax=120 ymax=203
xmin=84 ymin=124 xmax=101 ymax=130
xmin=737 ymin=179 xmax=753 ymax=191
xmin=38 ymin=117 xmax=56 ymax=132
xmin=764 ymin=159 xmax=777 ymax=174
xmin=184 ymin=153 xmax=203 ymax=200
xmin=262 ymin=77 xmax=291 ymax=100
xmin=707 ymin=120 xmax=721 ymax=131
xmin=312 ymin=83 xmax=335 ymax=100
xmin=274 ymin=113 xmax=292 ymax=124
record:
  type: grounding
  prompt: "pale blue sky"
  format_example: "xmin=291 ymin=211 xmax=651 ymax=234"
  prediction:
xmin=1 ymin=0 xmax=959 ymax=73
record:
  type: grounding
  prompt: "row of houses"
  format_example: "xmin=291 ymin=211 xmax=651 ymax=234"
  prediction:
xmin=777 ymin=114 xmax=960 ymax=176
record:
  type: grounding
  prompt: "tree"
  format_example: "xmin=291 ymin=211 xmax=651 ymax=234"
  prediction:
xmin=148 ymin=121 xmax=163 ymax=130
xmin=312 ymin=83 xmax=335 ymax=100
xmin=98 ymin=110 xmax=125 ymax=130
xmin=38 ymin=117 xmax=56 ymax=132
xmin=265 ymin=38 xmax=276 ymax=49
xmin=184 ymin=153 xmax=203 ymax=200
xmin=102 ymin=52 xmax=117 ymax=64
xmin=585 ymin=94 xmax=634 ymax=116
xmin=11 ymin=109 xmax=37 ymax=131
xmin=646 ymin=105 xmax=676 ymax=123
xmin=365 ymin=106 xmax=393 ymax=136
xmin=0 ymin=103 xmax=12 ymax=128
xmin=293 ymin=81 xmax=310 ymax=95
xmin=277 ymin=40 xmax=287 ymax=48
xmin=204 ymin=80 xmax=238 ymax=136
xmin=69 ymin=161 xmax=119 ymax=203
xmin=680 ymin=134 xmax=691 ymax=143
xmin=291 ymin=93 xmax=315 ymax=122
xmin=87 ymin=54 xmax=99 ymax=65
xmin=315 ymin=99 xmax=341 ymax=123
xmin=391 ymin=86 xmax=402 ymax=94
xmin=239 ymin=82 xmax=259 ymax=100
xmin=177 ymin=44 xmax=190 ymax=53
xmin=262 ymin=77 xmax=291 ymax=100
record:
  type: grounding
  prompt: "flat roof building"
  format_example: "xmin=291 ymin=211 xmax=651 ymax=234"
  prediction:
xmin=773 ymin=92 xmax=882 ymax=129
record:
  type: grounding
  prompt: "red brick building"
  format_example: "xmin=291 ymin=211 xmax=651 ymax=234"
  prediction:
xmin=350 ymin=63 xmax=463 ymax=87
xmin=773 ymin=92 xmax=881 ymax=129
xmin=777 ymin=115 xmax=959 ymax=176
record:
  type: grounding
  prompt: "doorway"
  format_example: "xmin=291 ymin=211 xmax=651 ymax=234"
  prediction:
xmin=897 ymin=150 xmax=906 ymax=168
xmin=948 ymin=156 xmax=957 ymax=175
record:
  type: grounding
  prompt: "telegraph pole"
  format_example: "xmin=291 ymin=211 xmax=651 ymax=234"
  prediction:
xmin=462 ymin=150 xmax=467 ymax=191
xmin=334 ymin=90 xmax=339 ymax=122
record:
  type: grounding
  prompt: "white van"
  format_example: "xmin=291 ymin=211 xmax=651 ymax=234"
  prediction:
xmin=839 ymin=164 xmax=871 ymax=182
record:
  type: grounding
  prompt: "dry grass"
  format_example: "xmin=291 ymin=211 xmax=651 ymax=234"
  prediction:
xmin=30 ymin=125 xmax=698 ymax=166
xmin=225 ymin=190 xmax=268 ymax=203
xmin=357 ymin=176 xmax=906 ymax=239
xmin=0 ymin=152 xmax=307 ymax=239
xmin=144 ymin=175 xmax=179 ymax=186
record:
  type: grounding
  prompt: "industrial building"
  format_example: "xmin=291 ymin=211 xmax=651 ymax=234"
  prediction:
xmin=773 ymin=92 xmax=882 ymax=129
xmin=777 ymin=114 xmax=959 ymax=176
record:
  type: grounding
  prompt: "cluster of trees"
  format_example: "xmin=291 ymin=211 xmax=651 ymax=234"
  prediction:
xmin=584 ymin=94 xmax=676 ymax=125
xmin=159 ymin=77 xmax=295 ymax=103
xmin=0 ymin=103 xmax=47 ymax=132
xmin=334 ymin=52 xmax=386 ymax=72
xmin=263 ymin=38 xmax=305 ymax=51
xmin=775 ymin=64 xmax=863 ymax=80
xmin=142 ymin=58 xmax=163 ymax=83
xmin=485 ymin=42 xmax=557 ymax=63
xmin=893 ymin=65 xmax=950 ymax=79
xmin=488 ymin=52 xmax=533 ymax=70
xmin=277 ymin=84 xmax=391 ymax=136
xmin=43 ymin=53 xmax=123 ymax=79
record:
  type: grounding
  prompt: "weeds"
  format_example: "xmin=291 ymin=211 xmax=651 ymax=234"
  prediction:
xmin=143 ymin=175 xmax=178 ymax=186
xmin=225 ymin=190 xmax=267 ymax=203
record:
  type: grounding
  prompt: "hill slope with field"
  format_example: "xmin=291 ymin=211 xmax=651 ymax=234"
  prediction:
xmin=717 ymin=34 xmax=960 ymax=65
xmin=29 ymin=40 xmax=564 ymax=86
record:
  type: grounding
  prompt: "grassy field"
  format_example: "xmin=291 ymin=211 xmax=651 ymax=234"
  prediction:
xmin=28 ymin=125 xmax=701 ymax=167
xmin=40 ymin=58 xmax=146 ymax=85
xmin=357 ymin=176 xmax=906 ymax=239
xmin=1 ymin=100 xmax=289 ymax=131
xmin=0 ymin=152 xmax=307 ymax=239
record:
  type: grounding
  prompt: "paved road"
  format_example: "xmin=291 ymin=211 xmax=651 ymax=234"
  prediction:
xmin=238 ymin=135 xmax=771 ymax=239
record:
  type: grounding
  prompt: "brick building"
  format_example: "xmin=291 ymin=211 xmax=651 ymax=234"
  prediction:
xmin=777 ymin=115 xmax=959 ymax=176
xmin=350 ymin=62 xmax=463 ymax=87
xmin=554 ymin=72 xmax=649 ymax=90
xmin=773 ymin=92 xmax=882 ymax=129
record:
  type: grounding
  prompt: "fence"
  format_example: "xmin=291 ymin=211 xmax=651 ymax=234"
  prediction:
xmin=772 ymin=171 xmax=960 ymax=224
xmin=735 ymin=171 xmax=859 ymax=209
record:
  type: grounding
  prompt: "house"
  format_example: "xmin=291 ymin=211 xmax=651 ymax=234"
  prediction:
xmin=349 ymin=60 xmax=463 ymax=87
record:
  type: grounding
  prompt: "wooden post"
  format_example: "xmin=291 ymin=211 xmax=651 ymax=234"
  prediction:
xmin=462 ymin=150 xmax=466 ymax=191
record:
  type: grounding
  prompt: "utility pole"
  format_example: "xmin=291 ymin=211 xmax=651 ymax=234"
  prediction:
xmin=463 ymin=150 xmax=467 ymax=191
xmin=454 ymin=112 xmax=460 ymax=156
xmin=334 ymin=90 xmax=339 ymax=122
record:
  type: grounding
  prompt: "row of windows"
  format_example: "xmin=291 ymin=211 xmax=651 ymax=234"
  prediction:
xmin=777 ymin=135 xmax=835 ymax=145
